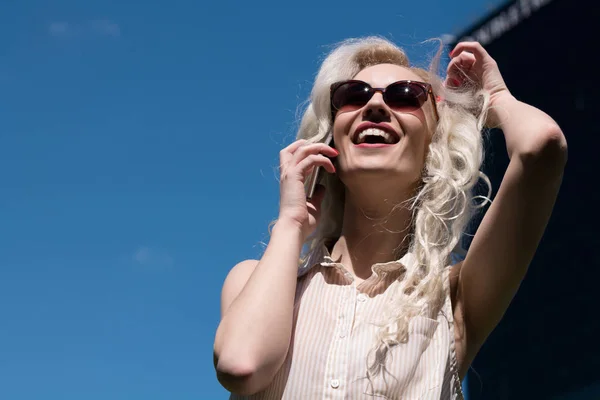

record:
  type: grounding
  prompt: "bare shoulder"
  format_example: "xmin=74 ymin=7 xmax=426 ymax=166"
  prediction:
xmin=220 ymin=259 xmax=259 ymax=317
xmin=448 ymin=261 xmax=469 ymax=379
xmin=225 ymin=259 xmax=259 ymax=285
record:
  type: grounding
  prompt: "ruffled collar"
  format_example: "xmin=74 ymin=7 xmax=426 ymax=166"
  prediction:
xmin=297 ymin=244 xmax=415 ymax=285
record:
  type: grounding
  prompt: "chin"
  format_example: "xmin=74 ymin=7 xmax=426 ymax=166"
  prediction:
xmin=343 ymin=166 xmax=401 ymax=181
xmin=342 ymin=163 xmax=421 ymax=184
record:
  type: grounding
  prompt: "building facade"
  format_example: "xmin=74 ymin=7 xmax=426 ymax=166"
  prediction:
xmin=450 ymin=1 xmax=600 ymax=399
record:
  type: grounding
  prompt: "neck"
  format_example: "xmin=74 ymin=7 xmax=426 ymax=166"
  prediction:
xmin=330 ymin=184 xmax=415 ymax=281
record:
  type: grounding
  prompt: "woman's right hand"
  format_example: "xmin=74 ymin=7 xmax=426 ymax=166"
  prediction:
xmin=278 ymin=139 xmax=338 ymax=240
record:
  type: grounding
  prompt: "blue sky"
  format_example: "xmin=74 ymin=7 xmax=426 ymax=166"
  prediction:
xmin=0 ymin=1 xmax=505 ymax=398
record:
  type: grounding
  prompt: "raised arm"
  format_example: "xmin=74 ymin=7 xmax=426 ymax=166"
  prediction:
xmin=446 ymin=42 xmax=568 ymax=372
xmin=213 ymin=140 xmax=337 ymax=395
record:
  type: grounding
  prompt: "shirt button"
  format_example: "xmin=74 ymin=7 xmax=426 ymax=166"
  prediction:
xmin=330 ymin=379 xmax=340 ymax=388
xmin=339 ymin=331 xmax=346 ymax=338
xmin=357 ymin=293 xmax=367 ymax=302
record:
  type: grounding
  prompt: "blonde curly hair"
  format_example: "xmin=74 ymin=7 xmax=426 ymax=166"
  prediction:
xmin=292 ymin=36 xmax=491 ymax=378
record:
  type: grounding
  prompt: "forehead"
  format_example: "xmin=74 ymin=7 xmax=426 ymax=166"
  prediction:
xmin=353 ymin=63 xmax=423 ymax=87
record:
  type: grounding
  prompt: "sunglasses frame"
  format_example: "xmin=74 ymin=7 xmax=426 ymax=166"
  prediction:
xmin=330 ymin=79 xmax=439 ymax=121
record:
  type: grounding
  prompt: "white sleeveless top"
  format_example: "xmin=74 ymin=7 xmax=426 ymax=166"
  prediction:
xmin=230 ymin=246 xmax=464 ymax=399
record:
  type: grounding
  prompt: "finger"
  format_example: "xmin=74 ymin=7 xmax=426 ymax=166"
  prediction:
xmin=292 ymin=143 xmax=338 ymax=165
xmin=446 ymin=52 xmax=477 ymax=87
xmin=295 ymin=154 xmax=336 ymax=176
xmin=280 ymin=139 xmax=307 ymax=167
xmin=307 ymin=184 xmax=326 ymax=211
xmin=281 ymin=139 xmax=307 ymax=158
xmin=447 ymin=51 xmax=476 ymax=73
xmin=450 ymin=41 xmax=490 ymax=62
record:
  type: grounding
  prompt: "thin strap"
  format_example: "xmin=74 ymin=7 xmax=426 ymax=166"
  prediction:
xmin=444 ymin=268 xmax=464 ymax=400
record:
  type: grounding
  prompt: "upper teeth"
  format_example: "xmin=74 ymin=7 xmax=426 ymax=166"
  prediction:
xmin=356 ymin=128 xmax=395 ymax=144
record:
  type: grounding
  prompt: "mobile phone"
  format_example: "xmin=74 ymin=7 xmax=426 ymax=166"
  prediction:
xmin=304 ymin=133 xmax=334 ymax=200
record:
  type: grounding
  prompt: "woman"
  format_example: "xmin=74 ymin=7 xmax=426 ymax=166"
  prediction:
xmin=213 ymin=37 xmax=567 ymax=399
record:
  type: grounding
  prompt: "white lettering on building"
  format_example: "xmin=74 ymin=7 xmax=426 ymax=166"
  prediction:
xmin=458 ymin=0 xmax=554 ymax=45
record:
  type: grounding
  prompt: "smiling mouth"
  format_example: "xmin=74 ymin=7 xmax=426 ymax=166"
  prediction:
xmin=352 ymin=128 xmax=399 ymax=145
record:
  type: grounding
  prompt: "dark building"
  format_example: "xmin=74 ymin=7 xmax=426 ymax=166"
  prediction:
xmin=450 ymin=1 xmax=600 ymax=399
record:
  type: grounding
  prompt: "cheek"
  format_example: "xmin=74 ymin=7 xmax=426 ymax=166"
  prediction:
xmin=332 ymin=113 xmax=354 ymax=143
xmin=400 ymin=119 xmax=430 ymax=150
xmin=400 ymin=125 xmax=431 ymax=173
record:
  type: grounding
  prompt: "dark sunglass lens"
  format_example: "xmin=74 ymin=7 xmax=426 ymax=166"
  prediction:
xmin=332 ymin=82 xmax=371 ymax=110
xmin=385 ymin=82 xmax=426 ymax=110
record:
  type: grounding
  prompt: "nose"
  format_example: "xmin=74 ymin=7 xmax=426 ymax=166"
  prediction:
xmin=362 ymin=90 xmax=390 ymax=121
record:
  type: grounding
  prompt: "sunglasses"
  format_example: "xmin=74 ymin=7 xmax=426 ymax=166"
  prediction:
xmin=330 ymin=79 xmax=439 ymax=121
